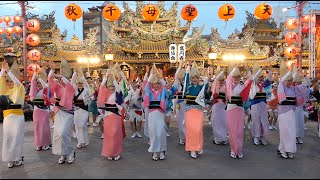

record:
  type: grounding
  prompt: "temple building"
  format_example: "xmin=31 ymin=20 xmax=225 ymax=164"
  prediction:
xmin=102 ymin=1 xmax=209 ymax=79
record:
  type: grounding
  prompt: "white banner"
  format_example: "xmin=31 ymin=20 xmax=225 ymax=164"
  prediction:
xmin=169 ymin=44 xmax=177 ymax=63
xmin=178 ymin=44 xmax=186 ymax=62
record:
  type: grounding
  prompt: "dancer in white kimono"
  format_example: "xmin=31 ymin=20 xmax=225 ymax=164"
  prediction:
xmin=0 ymin=60 xmax=25 ymax=168
xmin=125 ymin=80 xmax=143 ymax=138
xmin=48 ymin=61 xmax=76 ymax=164
xmin=72 ymin=68 xmax=92 ymax=149
xmin=143 ymin=64 xmax=167 ymax=161
xmin=277 ymin=61 xmax=307 ymax=159
xmin=210 ymin=66 xmax=228 ymax=145
xmin=249 ymin=62 xmax=272 ymax=146
xmin=292 ymin=68 xmax=307 ymax=144
xmin=173 ymin=62 xmax=186 ymax=145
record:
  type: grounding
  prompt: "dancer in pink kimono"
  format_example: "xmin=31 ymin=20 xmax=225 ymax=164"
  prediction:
xmin=143 ymin=64 xmax=167 ymax=161
xmin=210 ymin=66 xmax=227 ymax=145
xmin=29 ymin=70 xmax=52 ymax=151
xmin=277 ymin=62 xmax=307 ymax=159
xmin=98 ymin=70 xmax=124 ymax=161
xmin=226 ymin=65 xmax=252 ymax=159
xmin=183 ymin=61 xmax=208 ymax=159
xmin=48 ymin=62 xmax=76 ymax=164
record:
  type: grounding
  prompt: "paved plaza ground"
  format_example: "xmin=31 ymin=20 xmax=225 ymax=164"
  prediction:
xmin=0 ymin=114 xmax=320 ymax=179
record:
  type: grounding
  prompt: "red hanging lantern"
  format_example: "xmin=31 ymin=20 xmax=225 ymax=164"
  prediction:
xmin=27 ymin=63 xmax=41 ymax=75
xmin=0 ymin=28 xmax=4 ymax=35
xmin=284 ymin=46 xmax=298 ymax=58
xmin=302 ymin=25 xmax=309 ymax=34
xmin=5 ymin=27 xmax=14 ymax=38
xmin=3 ymin=16 xmax=11 ymax=26
xmin=13 ymin=15 xmax=22 ymax=24
xmin=28 ymin=49 xmax=41 ymax=61
xmin=286 ymin=18 xmax=299 ymax=30
xmin=142 ymin=4 xmax=160 ymax=22
xmin=26 ymin=34 xmax=41 ymax=46
xmin=254 ymin=3 xmax=273 ymax=20
xmin=180 ymin=4 xmax=198 ymax=21
xmin=0 ymin=17 xmax=2 ymax=24
xmin=218 ymin=4 xmax=236 ymax=21
xmin=301 ymin=15 xmax=310 ymax=23
xmin=285 ymin=32 xmax=298 ymax=44
xmin=27 ymin=19 xmax=40 ymax=32
xmin=13 ymin=26 xmax=22 ymax=34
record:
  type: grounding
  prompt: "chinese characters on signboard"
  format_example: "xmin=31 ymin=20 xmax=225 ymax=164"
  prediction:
xmin=169 ymin=44 xmax=186 ymax=63
xmin=178 ymin=44 xmax=186 ymax=62
xmin=169 ymin=44 xmax=177 ymax=63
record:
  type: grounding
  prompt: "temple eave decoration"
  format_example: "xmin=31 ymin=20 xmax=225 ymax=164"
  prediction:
xmin=103 ymin=1 xmax=208 ymax=66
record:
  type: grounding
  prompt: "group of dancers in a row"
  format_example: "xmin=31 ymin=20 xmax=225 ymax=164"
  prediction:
xmin=0 ymin=58 xmax=311 ymax=168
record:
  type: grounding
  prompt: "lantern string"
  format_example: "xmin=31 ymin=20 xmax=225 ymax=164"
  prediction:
xmin=224 ymin=21 xmax=228 ymax=30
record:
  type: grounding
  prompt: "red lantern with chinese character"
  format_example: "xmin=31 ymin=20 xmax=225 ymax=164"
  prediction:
xmin=218 ymin=4 xmax=236 ymax=21
xmin=27 ymin=63 xmax=41 ymax=75
xmin=7 ymin=47 xmax=13 ymax=52
xmin=28 ymin=49 xmax=41 ymax=61
xmin=64 ymin=3 xmax=83 ymax=21
xmin=26 ymin=34 xmax=41 ymax=46
xmin=13 ymin=26 xmax=22 ymax=34
xmin=302 ymin=25 xmax=309 ymax=34
xmin=284 ymin=46 xmax=298 ymax=58
xmin=5 ymin=27 xmax=14 ymax=38
xmin=181 ymin=4 xmax=198 ymax=21
xmin=0 ymin=28 xmax=4 ymax=35
xmin=285 ymin=32 xmax=298 ymax=44
xmin=102 ymin=4 xmax=121 ymax=21
xmin=286 ymin=18 xmax=299 ymax=30
xmin=13 ymin=15 xmax=22 ymax=24
xmin=254 ymin=3 xmax=273 ymax=20
xmin=27 ymin=19 xmax=40 ymax=32
xmin=3 ymin=16 xmax=11 ymax=26
xmin=302 ymin=15 xmax=310 ymax=23
xmin=0 ymin=17 xmax=2 ymax=24
xmin=142 ymin=4 xmax=160 ymax=22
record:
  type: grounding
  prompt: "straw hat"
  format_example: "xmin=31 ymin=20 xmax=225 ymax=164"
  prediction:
xmin=215 ymin=65 xmax=225 ymax=80
xmin=106 ymin=74 xmax=115 ymax=87
xmin=190 ymin=61 xmax=200 ymax=78
xmin=228 ymin=63 xmax=241 ymax=77
xmin=279 ymin=60 xmax=292 ymax=81
xmin=177 ymin=68 xmax=185 ymax=79
xmin=5 ymin=60 xmax=20 ymax=82
xmin=150 ymin=63 xmax=161 ymax=84
xmin=252 ymin=61 xmax=263 ymax=77
xmin=60 ymin=57 xmax=72 ymax=78
xmin=38 ymin=68 xmax=48 ymax=82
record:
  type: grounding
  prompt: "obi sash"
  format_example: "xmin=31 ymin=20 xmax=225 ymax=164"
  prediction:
xmin=279 ymin=96 xmax=296 ymax=106
xmin=185 ymin=95 xmax=198 ymax=105
xmin=228 ymin=96 xmax=243 ymax=107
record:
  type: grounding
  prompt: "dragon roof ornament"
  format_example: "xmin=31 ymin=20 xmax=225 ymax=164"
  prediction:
xmin=104 ymin=1 xmax=206 ymax=53
xmin=43 ymin=27 xmax=99 ymax=56
xmin=210 ymin=27 xmax=269 ymax=57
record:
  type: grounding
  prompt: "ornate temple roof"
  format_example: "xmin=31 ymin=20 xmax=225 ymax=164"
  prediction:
xmin=43 ymin=27 xmax=102 ymax=68
xmin=103 ymin=1 xmax=208 ymax=63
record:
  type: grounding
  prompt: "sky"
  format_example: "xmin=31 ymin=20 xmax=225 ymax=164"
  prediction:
xmin=0 ymin=1 xmax=319 ymax=41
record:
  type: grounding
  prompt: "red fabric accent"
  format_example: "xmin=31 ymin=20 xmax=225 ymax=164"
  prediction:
xmin=257 ymin=83 xmax=263 ymax=92
xmin=121 ymin=109 xmax=126 ymax=139
xmin=135 ymin=110 xmax=143 ymax=116
xmin=239 ymin=80 xmax=253 ymax=102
